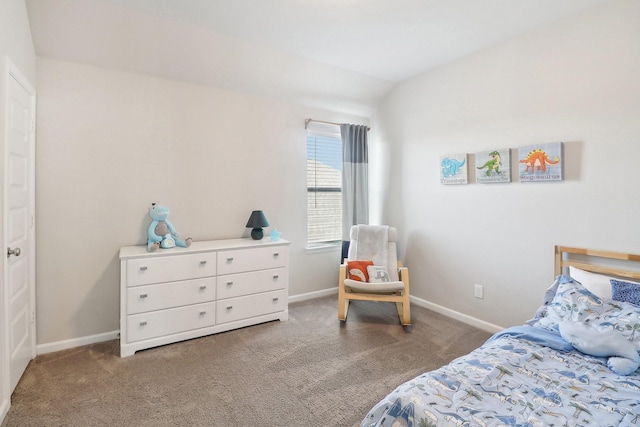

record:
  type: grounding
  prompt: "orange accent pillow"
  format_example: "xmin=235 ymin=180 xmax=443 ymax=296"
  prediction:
xmin=347 ymin=260 xmax=374 ymax=282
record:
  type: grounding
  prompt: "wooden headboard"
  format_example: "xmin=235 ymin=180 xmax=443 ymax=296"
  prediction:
xmin=554 ymin=245 xmax=640 ymax=280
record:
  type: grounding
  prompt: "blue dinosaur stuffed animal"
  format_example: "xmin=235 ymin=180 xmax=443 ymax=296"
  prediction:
xmin=147 ymin=203 xmax=192 ymax=252
xmin=559 ymin=319 xmax=640 ymax=375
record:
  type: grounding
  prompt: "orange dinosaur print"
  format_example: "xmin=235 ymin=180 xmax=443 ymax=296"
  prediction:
xmin=519 ymin=149 xmax=560 ymax=172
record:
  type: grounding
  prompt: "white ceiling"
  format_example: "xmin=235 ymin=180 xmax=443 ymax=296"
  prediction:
xmin=25 ymin=0 xmax=607 ymax=114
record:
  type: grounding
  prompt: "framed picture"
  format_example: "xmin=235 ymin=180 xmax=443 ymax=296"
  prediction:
xmin=475 ymin=149 xmax=511 ymax=183
xmin=440 ymin=153 xmax=468 ymax=185
xmin=518 ymin=142 xmax=564 ymax=182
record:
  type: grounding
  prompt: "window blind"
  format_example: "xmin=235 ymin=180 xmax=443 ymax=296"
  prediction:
xmin=306 ymin=132 xmax=342 ymax=244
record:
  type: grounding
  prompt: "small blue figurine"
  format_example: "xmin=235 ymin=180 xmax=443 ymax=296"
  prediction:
xmin=270 ymin=228 xmax=281 ymax=242
xmin=147 ymin=203 xmax=192 ymax=252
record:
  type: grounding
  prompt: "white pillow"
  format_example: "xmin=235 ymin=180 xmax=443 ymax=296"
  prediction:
xmin=367 ymin=265 xmax=390 ymax=283
xmin=569 ymin=266 xmax=640 ymax=300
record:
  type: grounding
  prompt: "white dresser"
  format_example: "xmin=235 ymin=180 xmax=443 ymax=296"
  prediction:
xmin=119 ymin=238 xmax=289 ymax=357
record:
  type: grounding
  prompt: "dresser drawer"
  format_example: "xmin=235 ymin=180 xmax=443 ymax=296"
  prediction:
xmin=127 ymin=252 xmax=216 ymax=286
xmin=127 ymin=277 xmax=216 ymax=315
xmin=127 ymin=302 xmax=216 ymax=343
xmin=216 ymin=289 xmax=286 ymax=324
xmin=217 ymin=268 xmax=287 ymax=300
xmin=217 ymin=246 xmax=288 ymax=275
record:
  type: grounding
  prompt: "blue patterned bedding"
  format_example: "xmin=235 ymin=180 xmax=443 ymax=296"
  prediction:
xmin=361 ymin=277 xmax=640 ymax=426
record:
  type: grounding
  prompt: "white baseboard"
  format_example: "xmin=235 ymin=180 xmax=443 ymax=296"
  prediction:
xmin=289 ymin=287 xmax=337 ymax=303
xmin=1 ymin=397 xmax=9 ymax=425
xmin=36 ymin=330 xmax=120 ymax=355
xmin=292 ymin=287 xmax=504 ymax=333
xmin=410 ymin=295 xmax=504 ymax=334
xmin=33 ymin=291 xmax=503 ymax=356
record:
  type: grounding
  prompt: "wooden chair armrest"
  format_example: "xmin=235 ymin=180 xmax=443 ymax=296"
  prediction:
xmin=398 ymin=266 xmax=409 ymax=287
xmin=339 ymin=263 xmax=347 ymax=281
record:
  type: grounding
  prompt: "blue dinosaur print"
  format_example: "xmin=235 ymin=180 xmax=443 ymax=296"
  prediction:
xmin=441 ymin=156 xmax=466 ymax=177
xmin=497 ymin=344 xmax=527 ymax=355
xmin=384 ymin=398 xmax=417 ymax=427
xmin=492 ymin=415 xmax=518 ymax=426
xmin=465 ymin=359 xmax=493 ymax=370
xmin=556 ymin=370 xmax=590 ymax=384
xmin=430 ymin=373 xmax=461 ymax=391
xmin=434 ymin=408 xmax=470 ymax=426
xmin=592 ymin=398 xmax=629 ymax=417
xmin=619 ymin=380 xmax=640 ymax=392
xmin=531 ymin=387 xmax=562 ymax=406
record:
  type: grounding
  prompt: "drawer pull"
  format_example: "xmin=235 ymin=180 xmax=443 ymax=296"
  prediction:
xmin=139 ymin=321 xmax=147 ymax=326
xmin=226 ymin=281 xmax=233 ymax=286
xmin=140 ymin=266 xmax=148 ymax=271
xmin=226 ymin=305 xmax=233 ymax=310
xmin=273 ymin=275 xmax=279 ymax=279
xmin=273 ymin=253 xmax=279 ymax=257
xmin=273 ymin=297 xmax=279 ymax=302
xmin=139 ymin=293 xmax=148 ymax=299
xmin=199 ymin=311 xmax=206 ymax=316
xmin=200 ymin=260 xmax=207 ymax=265
xmin=199 ymin=285 xmax=207 ymax=290
xmin=227 ymin=257 xmax=234 ymax=262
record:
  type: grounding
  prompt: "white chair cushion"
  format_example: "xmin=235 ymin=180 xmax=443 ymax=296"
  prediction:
xmin=347 ymin=225 xmax=399 ymax=281
xmin=343 ymin=278 xmax=405 ymax=293
xmin=350 ymin=225 xmax=398 ymax=242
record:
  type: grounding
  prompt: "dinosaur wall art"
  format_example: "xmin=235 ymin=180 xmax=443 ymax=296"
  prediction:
xmin=476 ymin=149 xmax=511 ymax=183
xmin=440 ymin=154 xmax=468 ymax=185
xmin=439 ymin=144 xmax=563 ymax=185
xmin=518 ymin=142 xmax=564 ymax=182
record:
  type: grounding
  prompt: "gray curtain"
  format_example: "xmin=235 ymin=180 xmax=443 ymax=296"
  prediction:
xmin=340 ymin=124 xmax=369 ymax=260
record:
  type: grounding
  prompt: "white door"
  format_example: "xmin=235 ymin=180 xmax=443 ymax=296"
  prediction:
xmin=4 ymin=59 xmax=36 ymax=393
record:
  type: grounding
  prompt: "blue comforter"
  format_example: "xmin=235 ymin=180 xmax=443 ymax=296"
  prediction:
xmin=361 ymin=326 xmax=640 ymax=426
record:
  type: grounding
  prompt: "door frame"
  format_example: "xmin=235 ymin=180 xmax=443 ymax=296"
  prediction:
xmin=1 ymin=55 xmax=36 ymax=419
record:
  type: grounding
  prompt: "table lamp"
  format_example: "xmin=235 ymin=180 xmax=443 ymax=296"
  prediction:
xmin=246 ymin=210 xmax=269 ymax=240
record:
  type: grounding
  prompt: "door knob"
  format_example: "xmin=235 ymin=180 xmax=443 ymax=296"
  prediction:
xmin=7 ymin=247 xmax=21 ymax=258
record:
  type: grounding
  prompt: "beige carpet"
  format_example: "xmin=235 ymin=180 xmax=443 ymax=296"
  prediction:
xmin=2 ymin=295 xmax=491 ymax=427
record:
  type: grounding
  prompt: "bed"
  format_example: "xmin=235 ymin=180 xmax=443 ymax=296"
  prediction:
xmin=361 ymin=246 xmax=640 ymax=426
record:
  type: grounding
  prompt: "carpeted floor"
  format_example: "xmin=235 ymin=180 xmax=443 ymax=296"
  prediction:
xmin=2 ymin=295 xmax=491 ymax=427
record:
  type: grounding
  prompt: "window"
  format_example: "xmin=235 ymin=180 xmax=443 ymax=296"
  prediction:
xmin=306 ymin=127 xmax=342 ymax=247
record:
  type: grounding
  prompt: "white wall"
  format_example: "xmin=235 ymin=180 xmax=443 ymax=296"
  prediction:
xmin=373 ymin=0 xmax=640 ymax=329
xmin=0 ymin=0 xmax=36 ymax=420
xmin=35 ymin=58 xmax=366 ymax=346
xmin=0 ymin=0 xmax=36 ymax=83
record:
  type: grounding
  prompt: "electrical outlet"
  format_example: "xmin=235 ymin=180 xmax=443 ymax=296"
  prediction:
xmin=474 ymin=284 xmax=484 ymax=299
